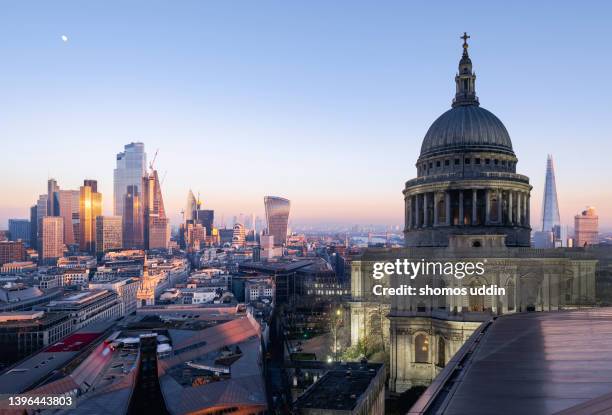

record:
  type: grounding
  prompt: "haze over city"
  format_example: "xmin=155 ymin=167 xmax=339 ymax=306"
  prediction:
xmin=1 ymin=1 xmax=611 ymax=229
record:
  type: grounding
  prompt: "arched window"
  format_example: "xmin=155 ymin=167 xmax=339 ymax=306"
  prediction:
xmin=437 ymin=337 xmax=446 ymax=367
xmin=415 ymin=334 xmax=429 ymax=363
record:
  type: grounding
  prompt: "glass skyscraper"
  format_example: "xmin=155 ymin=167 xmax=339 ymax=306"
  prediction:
xmin=79 ymin=180 xmax=102 ymax=253
xmin=123 ymin=185 xmax=144 ymax=249
xmin=541 ymin=154 xmax=561 ymax=232
xmin=264 ymin=196 xmax=290 ymax=246
xmin=143 ymin=169 xmax=169 ymax=250
xmin=114 ymin=142 xmax=146 ymax=217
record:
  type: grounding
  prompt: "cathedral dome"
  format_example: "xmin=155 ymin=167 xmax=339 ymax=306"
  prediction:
xmin=420 ymin=105 xmax=514 ymax=158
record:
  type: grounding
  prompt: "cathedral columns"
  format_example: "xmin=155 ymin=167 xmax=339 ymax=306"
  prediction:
xmin=516 ymin=192 xmax=523 ymax=226
xmin=497 ymin=189 xmax=503 ymax=224
xmin=405 ymin=198 xmax=410 ymax=230
xmin=423 ymin=193 xmax=429 ymax=227
xmin=445 ymin=191 xmax=451 ymax=226
xmin=508 ymin=191 xmax=513 ymax=224
xmin=522 ymin=193 xmax=527 ymax=226
xmin=485 ymin=189 xmax=490 ymax=224
xmin=433 ymin=193 xmax=439 ymax=226
xmin=472 ymin=189 xmax=478 ymax=225
xmin=526 ymin=194 xmax=531 ymax=227
xmin=415 ymin=194 xmax=421 ymax=228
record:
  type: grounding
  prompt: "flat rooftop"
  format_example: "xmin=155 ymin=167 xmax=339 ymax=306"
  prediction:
xmin=410 ymin=308 xmax=612 ymax=415
xmin=0 ymin=321 xmax=113 ymax=394
xmin=295 ymin=362 xmax=383 ymax=411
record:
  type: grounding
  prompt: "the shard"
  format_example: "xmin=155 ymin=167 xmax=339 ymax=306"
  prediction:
xmin=541 ymin=154 xmax=561 ymax=232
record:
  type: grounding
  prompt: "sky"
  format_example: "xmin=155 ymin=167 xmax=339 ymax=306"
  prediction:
xmin=0 ymin=1 xmax=611 ymax=230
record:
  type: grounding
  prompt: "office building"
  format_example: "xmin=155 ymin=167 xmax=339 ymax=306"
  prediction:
xmin=0 ymin=311 xmax=73 ymax=369
xmin=123 ymin=185 xmax=144 ymax=249
xmin=142 ymin=169 xmax=169 ymax=250
xmin=232 ymin=223 xmax=246 ymax=247
xmin=113 ymin=142 xmax=146 ymax=217
xmin=47 ymin=178 xmax=59 ymax=217
xmin=32 ymin=194 xmax=49 ymax=250
xmin=194 ymin=209 xmax=214 ymax=235
xmin=88 ymin=277 xmax=139 ymax=316
xmin=30 ymin=205 xmax=38 ymax=248
xmin=0 ymin=241 xmax=26 ymax=266
xmin=39 ymin=216 xmax=64 ymax=264
xmin=79 ymin=180 xmax=102 ymax=253
xmin=575 ymin=206 xmax=599 ymax=247
xmin=264 ymin=196 xmax=290 ymax=246
xmin=44 ymin=290 xmax=121 ymax=330
xmin=57 ymin=189 xmax=80 ymax=246
xmin=95 ymin=216 xmax=123 ymax=253
xmin=185 ymin=189 xmax=197 ymax=221
xmin=8 ymin=219 xmax=30 ymax=244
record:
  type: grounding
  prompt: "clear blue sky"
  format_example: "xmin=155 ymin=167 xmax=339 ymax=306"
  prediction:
xmin=1 ymin=1 xmax=611 ymax=229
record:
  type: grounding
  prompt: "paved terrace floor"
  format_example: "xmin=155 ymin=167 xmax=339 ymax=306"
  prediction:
xmin=409 ymin=308 xmax=612 ymax=415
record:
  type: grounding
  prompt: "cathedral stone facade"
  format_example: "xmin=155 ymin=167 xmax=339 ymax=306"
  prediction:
xmin=349 ymin=34 xmax=597 ymax=393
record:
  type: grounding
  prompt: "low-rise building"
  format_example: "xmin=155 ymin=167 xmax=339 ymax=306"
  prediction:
xmin=57 ymin=255 xmax=97 ymax=269
xmin=0 ymin=241 xmax=26 ymax=266
xmin=89 ymin=277 xmax=139 ymax=316
xmin=245 ymin=278 xmax=275 ymax=302
xmin=0 ymin=310 xmax=73 ymax=369
xmin=294 ymin=362 xmax=385 ymax=415
xmin=0 ymin=261 xmax=37 ymax=274
xmin=43 ymin=290 xmax=121 ymax=330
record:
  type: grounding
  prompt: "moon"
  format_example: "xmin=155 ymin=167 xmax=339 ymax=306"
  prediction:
xmin=61 ymin=35 xmax=68 ymax=43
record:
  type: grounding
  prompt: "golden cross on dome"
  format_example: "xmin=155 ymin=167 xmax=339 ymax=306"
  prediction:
xmin=461 ymin=32 xmax=470 ymax=49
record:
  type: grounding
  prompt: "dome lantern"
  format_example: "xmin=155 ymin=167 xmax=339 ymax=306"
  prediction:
xmin=453 ymin=32 xmax=479 ymax=108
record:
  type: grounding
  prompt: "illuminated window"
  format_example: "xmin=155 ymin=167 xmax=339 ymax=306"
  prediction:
xmin=415 ymin=334 xmax=429 ymax=363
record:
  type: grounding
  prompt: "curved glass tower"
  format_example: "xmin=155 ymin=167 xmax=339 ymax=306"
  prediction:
xmin=264 ymin=196 xmax=290 ymax=247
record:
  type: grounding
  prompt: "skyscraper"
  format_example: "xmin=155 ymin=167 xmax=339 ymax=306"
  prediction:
xmin=142 ymin=170 xmax=169 ymax=250
xmin=33 ymin=194 xmax=48 ymax=251
xmin=264 ymin=196 xmax=290 ymax=246
xmin=534 ymin=155 xmax=562 ymax=248
xmin=575 ymin=207 xmax=599 ymax=247
xmin=541 ymin=155 xmax=561 ymax=232
xmin=96 ymin=216 xmax=123 ymax=253
xmin=114 ymin=142 xmax=146 ymax=217
xmin=194 ymin=209 xmax=214 ymax=236
xmin=47 ymin=178 xmax=59 ymax=217
xmin=185 ymin=190 xmax=197 ymax=221
xmin=123 ymin=185 xmax=144 ymax=249
xmin=29 ymin=205 xmax=38 ymax=248
xmin=79 ymin=180 xmax=102 ymax=253
xmin=57 ymin=190 xmax=79 ymax=246
xmin=39 ymin=216 xmax=64 ymax=264
xmin=36 ymin=194 xmax=48 ymax=219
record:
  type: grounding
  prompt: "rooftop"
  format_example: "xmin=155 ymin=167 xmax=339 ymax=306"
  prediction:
xmin=295 ymin=362 xmax=384 ymax=411
xmin=409 ymin=308 xmax=612 ymax=415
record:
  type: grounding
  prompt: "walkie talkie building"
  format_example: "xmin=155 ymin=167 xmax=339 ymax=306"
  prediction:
xmin=264 ymin=196 xmax=290 ymax=246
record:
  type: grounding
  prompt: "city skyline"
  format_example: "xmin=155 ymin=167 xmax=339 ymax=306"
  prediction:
xmin=1 ymin=2 xmax=611 ymax=230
